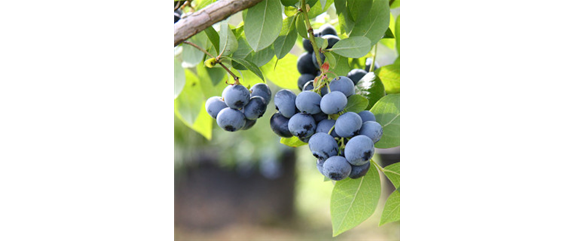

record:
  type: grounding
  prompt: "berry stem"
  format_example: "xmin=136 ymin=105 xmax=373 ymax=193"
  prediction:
xmin=300 ymin=0 xmax=323 ymax=69
xmin=328 ymin=125 xmax=335 ymax=135
xmin=183 ymin=41 xmax=240 ymax=85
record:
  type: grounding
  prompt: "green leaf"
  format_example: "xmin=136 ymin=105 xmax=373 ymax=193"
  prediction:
xmin=376 ymin=63 xmax=400 ymax=94
xmin=204 ymin=26 xmax=220 ymax=54
xmin=355 ymin=72 xmax=385 ymax=109
xmin=175 ymin=69 xmax=204 ymax=130
xmin=194 ymin=0 xmax=215 ymax=10
xmin=379 ymin=189 xmax=400 ymax=226
xmin=273 ymin=16 xmax=297 ymax=59
xmin=219 ymin=22 xmax=238 ymax=56
xmin=382 ymin=162 xmax=400 ymax=188
xmin=331 ymin=161 xmax=381 ymax=237
xmin=307 ymin=0 xmax=334 ymax=19
xmin=280 ymin=136 xmax=308 ymax=147
xmin=284 ymin=6 xmax=298 ymax=16
xmin=295 ymin=14 xmax=308 ymax=39
xmin=244 ymin=0 xmax=282 ymax=51
xmin=174 ymin=58 xmax=185 ymax=99
xmin=383 ymin=28 xmax=394 ymax=38
xmin=334 ymin=0 xmax=354 ymax=34
xmin=191 ymin=101 xmax=213 ymax=140
xmin=370 ymin=94 xmax=400 ymax=148
xmin=222 ymin=56 xmax=265 ymax=81
xmin=261 ymin=55 xmax=299 ymax=90
xmin=246 ymin=44 xmax=275 ymax=67
xmin=182 ymin=31 xmax=209 ymax=68
xmin=314 ymin=37 xmax=325 ymax=51
xmin=347 ymin=0 xmax=372 ymax=23
xmin=280 ymin=0 xmax=298 ymax=6
xmin=324 ymin=51 xmax=337 ymax=69
xmin=390 ymin=0 xmax=400 ymax=9
xmin=319 ymin=0 xmax=327 ymax=9
xmin=395 ymin=15 xmax=400 ymax=54
xmin=345 ymin=95 xmax=368 ymax=113
xmin=330 ymin=53 xmax=351 ymax=77
xmin=330 ymin=36 xmax=372 ymax=58
xmin=197 ymin=63 xmax=227 ymax=87
xmin=232 ymin=35 xmax=254 ymax=70
xmin=349 ymin=0 xmax=390 ymax=46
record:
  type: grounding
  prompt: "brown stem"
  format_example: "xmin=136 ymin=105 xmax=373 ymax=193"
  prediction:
xmin=174 ymin=0 xmax=264 ymax=46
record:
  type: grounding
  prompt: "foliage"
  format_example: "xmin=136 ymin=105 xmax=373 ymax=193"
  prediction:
xmin=174 ymin=0 xmax=400 ymax=236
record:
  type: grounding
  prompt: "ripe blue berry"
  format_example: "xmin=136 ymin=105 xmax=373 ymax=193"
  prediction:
xmin=222 ymin=85 xmax=250 ymax=109
xmin=274 ymin=89 xmax=297 ymax=118
xmin=358 ymin=110 xmax=376 ymax=123
xmin=344 ymin=135 xmax=375 ymax=166
xmin=320 ymin=91 xmax=347 ymax=114
xmin=243 ymin=96 xmax=267 ymax=120
xmin=349 ymin=162 xmax=370 ymax=179
xmin=250 ymin=83 xmax=272 ymax=104
xmin=270 ymin=112 xmax=292 ymax=138
xmin=288 ymin=113 xmax=316 ymax=139
xmin=358 ymin=121 xmax=383 ymax=143
xmin=308 ymin=133 xmax=339 ymax=161
xmin=335 ymin=112 xmax=362 ymax=137
xmin=296 ymin=91 xmax=322 ymax=114
xmin=323 ymin=156 xmax=352 ymax=181
xmin=216 ymin=107 xmax=246 ymax=132
xmin=205 ymin=96 xmax=228 ymax=119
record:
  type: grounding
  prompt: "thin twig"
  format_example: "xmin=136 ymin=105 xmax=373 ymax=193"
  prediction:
xmin=183 ymin=41 xmax=215 ymax=58
xmin=182 ymin=41 xmax=240 ymax=85
xmin=301 ymin=0 xmax=323 ymax=68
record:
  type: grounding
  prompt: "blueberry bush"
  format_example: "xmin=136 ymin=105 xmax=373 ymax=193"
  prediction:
xmin=174 ymin=0 xmax=400 ymax=236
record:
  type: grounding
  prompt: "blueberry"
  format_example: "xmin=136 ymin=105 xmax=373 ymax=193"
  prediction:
xmin=222 ymin=85 xmax=251 ymax=109
xmin=250 ymin=83 xmax=272 ymax=104
xmin=344 ymin=135 xmax=375 ymax=166
xmin=329 ymin=76 xmax=355 ymax=97
xmin=359 ymin=121 xmax=383 ymax=143
xmin=323 ymin=156 xmax=352 ymax=181
xmin=298 ymin=74 xmax=316 ymax=91
xmin=347 ymin=69 xmax=368 ymax=85
xmin=358 ymin=110 xmax=376 ymax=123
xmin=205 ymin=96 xmax=228 ymax=119
xmin=174 ymin=12 xmax=181 ymax=24
xmin=216 ymin=107 xmax=246 ymax=132
xmin=303 ymin=38 xmax=314 ymax=53
xmin=312 ymin=52 xmax=326 ymax=70
xmin=270 ymin=112 xmax=292 ymax=138
xmin=317 ymin=159 xmax=326 ymax=176
xmin=335 ymin=112 xmax=362 ymax=137
xmin=312 ymin=112 xmax=328 ymax=123
xmin=349 ymin=162 xmax=370 ymax=179
xmin=316 ymin=119 xmax=339 ymax=137
xmin=317 ymin=24 xmax=338 ymax=37
xmin=297 ymin=52 xmax=319 ymax=75
xmin=288 ymin=113 xmax=316 ymax=139
xmin=322 ymin=34 xmax=340 ymax=49
xmin=243 ymin=96 xmax=267 ymax=120
xmin=296 ymin=91 xmax=322 ymax=114
xmin=308 ymin=133 xmax=339 ymax=161
xmin=302 ymin=80 xmax=315 ymax=91
xmin=242 ymin=118 xmax=257 ymax=130
xmin=365 ymin=58 xmax=380 ymax=72
xmin=320 ymin=91 xmax=347 ymax=114
xmin=274 ymin=89 xmax=297 ymax=118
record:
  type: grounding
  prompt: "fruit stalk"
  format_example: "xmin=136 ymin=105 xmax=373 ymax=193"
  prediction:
xmin=300 ymin=0 xmax=323 ymax=69
xmin=183 ymin=41 xmax=240 ymax=84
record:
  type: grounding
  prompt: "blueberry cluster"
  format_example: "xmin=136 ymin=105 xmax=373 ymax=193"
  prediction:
xmin=270 ymin=74 xmax=383 ymax=181
xmin=297 ymin=24 xmax=341 ymax=91
xmin=205 ymin=83 xmax=272 ymax=132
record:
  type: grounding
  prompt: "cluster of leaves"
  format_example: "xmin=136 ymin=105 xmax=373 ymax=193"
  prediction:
xmin=174 ymin=0 xmax=400 ymax=237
